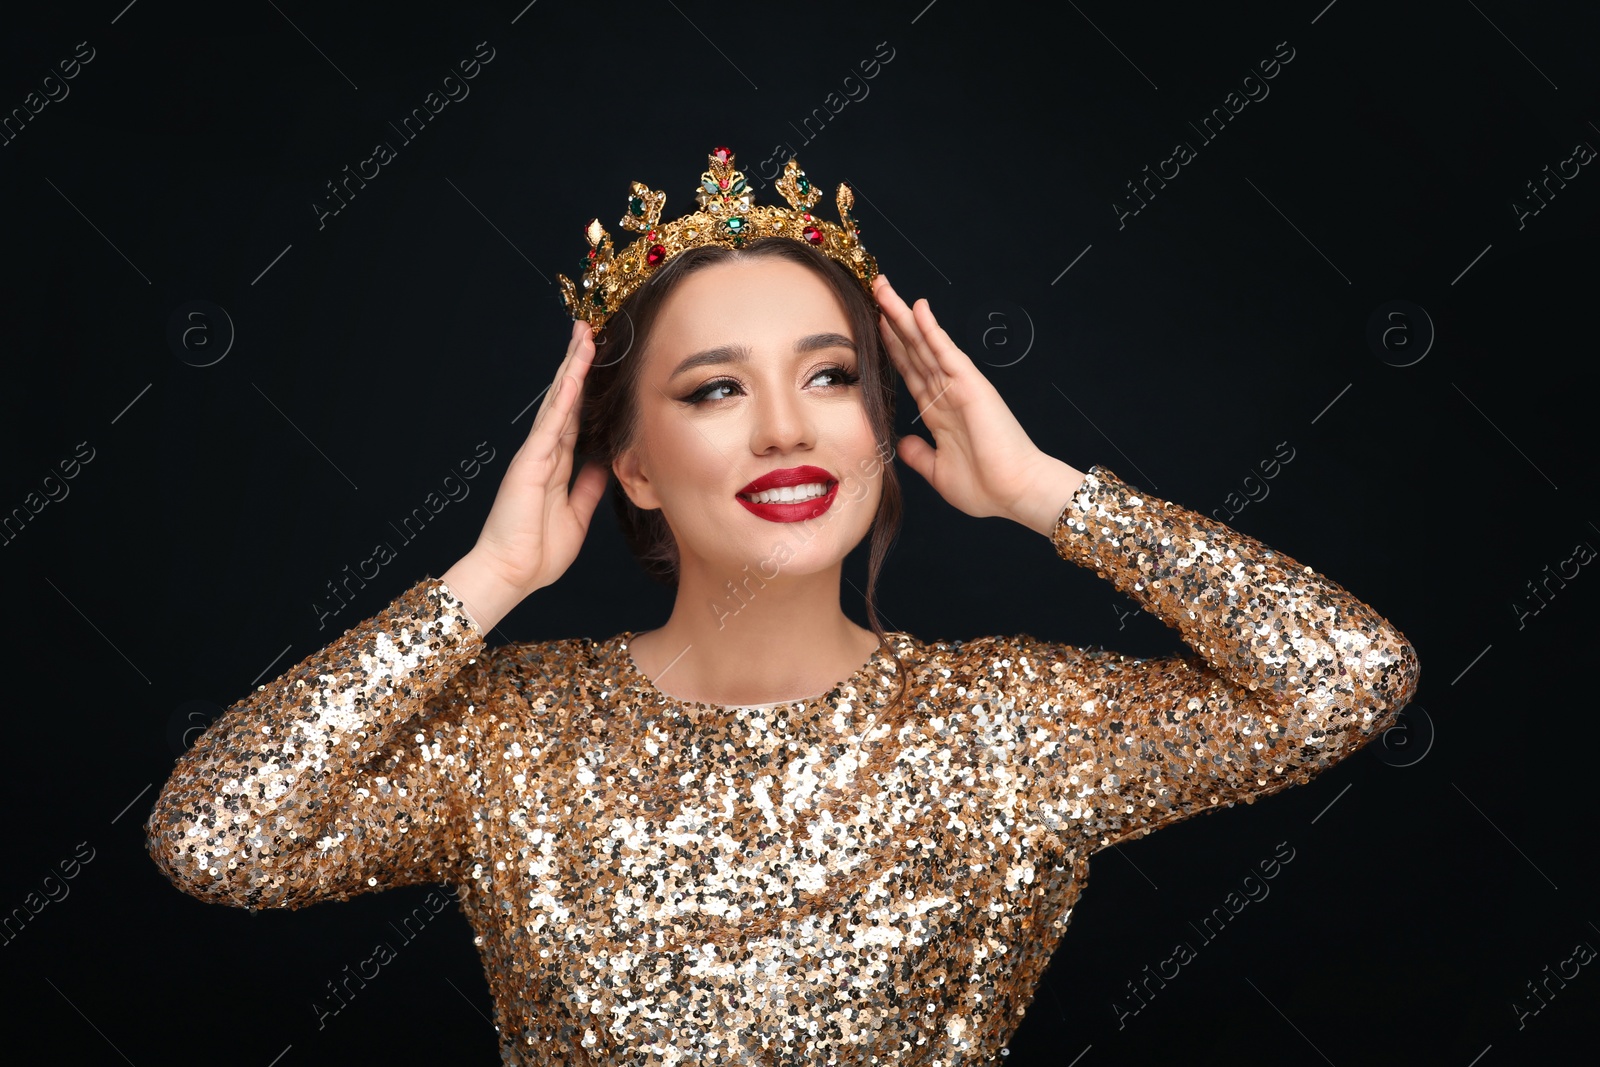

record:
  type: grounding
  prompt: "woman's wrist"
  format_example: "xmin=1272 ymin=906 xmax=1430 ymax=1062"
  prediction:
xmin=1012 ymin=456 xmax=1088 ymax=537
xmin=439 ymin=550 xmax=530 ymax=635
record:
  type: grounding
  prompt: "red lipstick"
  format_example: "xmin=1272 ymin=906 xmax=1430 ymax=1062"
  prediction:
xmin=735 ymin=464 xmax=838 ymax=522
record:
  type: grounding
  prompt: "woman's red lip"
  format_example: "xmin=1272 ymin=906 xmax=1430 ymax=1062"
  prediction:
xmin=736 ymin=465 xmax=836 ymax=494
xmin=735 ymin=481 xmax=839 ymax=522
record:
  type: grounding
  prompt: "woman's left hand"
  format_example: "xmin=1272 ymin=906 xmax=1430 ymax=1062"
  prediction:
xmin=873 ymin=275 xmax=1082 ymax=531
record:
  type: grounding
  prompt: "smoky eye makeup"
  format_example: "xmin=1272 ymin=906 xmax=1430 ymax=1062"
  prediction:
xmin=677 ymin=363 xmax=860 ymax=406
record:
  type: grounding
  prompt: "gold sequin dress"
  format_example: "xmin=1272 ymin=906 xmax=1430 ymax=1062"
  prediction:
xmin=146 ymin=466 xmax=1419 ymax=1065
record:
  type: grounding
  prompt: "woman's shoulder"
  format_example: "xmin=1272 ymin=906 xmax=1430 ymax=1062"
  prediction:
xmin=477 ymin=632 xmax=624 ymax=684
xmin=897 ymin=629 xmax=1103 ymax=686
xmin=906 ymin=628 xmax=1089 ymax=659
xmin=446 ymin=634 xmax=627 ymax=740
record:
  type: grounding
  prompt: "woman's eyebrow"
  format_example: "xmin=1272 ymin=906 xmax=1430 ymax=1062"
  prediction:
xmin=668 ymin=332 xmax=857 ymax=382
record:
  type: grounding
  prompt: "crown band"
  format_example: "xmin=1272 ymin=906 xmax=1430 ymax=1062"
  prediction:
xmin=557 ymin=146 xmax=879 ymax=334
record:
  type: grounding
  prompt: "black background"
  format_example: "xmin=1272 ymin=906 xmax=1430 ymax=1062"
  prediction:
xmin=3 ymin=1 xmax=1597 ymax=1063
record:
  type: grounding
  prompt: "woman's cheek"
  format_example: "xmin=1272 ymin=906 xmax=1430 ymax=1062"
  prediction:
xmin=843 ymin=473 xmax=873 ymax=505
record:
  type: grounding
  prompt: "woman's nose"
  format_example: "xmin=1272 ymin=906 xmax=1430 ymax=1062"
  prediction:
xmin=750 ymin=385 xmax=813 ymax=454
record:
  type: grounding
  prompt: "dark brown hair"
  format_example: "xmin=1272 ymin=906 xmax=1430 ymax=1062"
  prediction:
xmin=574 ymin=237 xmax=910 ymax=714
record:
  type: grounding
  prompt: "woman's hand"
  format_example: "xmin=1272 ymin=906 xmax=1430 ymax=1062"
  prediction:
xmin=873 ymin=275 xmax=1084 ymax=534
xmin=442 ymin=320 xmax=610 ymax=632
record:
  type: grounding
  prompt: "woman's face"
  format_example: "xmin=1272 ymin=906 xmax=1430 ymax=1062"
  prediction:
xmin=613 ymin=256 xmax=884 ymax=583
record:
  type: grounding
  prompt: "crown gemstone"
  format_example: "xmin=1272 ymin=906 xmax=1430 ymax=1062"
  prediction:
xmin=726 ymin=217 xmax=745 ymax=233
xmin=713 ymin=146 xmax=732 ymax=161
xmin=803 ymin=225 xmax=823 ymax=245
xmin=646 ymin=244 xmax=666 ymax=266
xmin=797 ymin=177 xmax=811 ymax=194
xmin=629 ymin=196 xmax=645 ymax=217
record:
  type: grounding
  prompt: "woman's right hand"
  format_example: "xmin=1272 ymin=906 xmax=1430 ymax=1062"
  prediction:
xmin=441 ymin=320 xmax=609 ymax=632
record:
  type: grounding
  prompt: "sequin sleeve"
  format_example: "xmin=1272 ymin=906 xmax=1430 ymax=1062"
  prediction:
xmin=144 ymin=576 xmax=491 ymax=909
xmin=1017 ymin=464 xmax=1420 ymax=852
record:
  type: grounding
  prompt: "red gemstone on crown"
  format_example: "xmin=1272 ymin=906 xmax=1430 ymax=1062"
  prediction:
xmin=713 ymin=146 xmax=732 ymax=162
xmin=718 ymin=179 xmax=729 ymax=190
xmin=803 ymin=225 xmax=823 ymax=244
xmin=646 ymin=244 xmax=666 ymax=266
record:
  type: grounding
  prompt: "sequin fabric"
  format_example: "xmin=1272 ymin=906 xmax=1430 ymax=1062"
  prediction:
xmin=146 ymin=465 xmax=1419 ymax=1065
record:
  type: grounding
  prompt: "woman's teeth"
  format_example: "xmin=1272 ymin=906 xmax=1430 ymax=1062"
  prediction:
xmin=740 ymin=482 xmax=830 ymax=505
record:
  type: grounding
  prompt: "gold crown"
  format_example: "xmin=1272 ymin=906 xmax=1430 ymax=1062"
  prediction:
xmin=556 ymin=146 xmax=879 ymax=333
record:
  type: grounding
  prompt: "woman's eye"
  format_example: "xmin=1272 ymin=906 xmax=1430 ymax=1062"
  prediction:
xmin=812 ymin=365 xmax=861 ymax=388
xmin=685 ymin=378 xmax=741 ymax=404
xmin=682 ymin=366 xmax=859 ymax=405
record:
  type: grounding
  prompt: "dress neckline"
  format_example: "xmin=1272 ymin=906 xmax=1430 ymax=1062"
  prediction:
xmin=613 ymin=630 xmax=904 ymax=713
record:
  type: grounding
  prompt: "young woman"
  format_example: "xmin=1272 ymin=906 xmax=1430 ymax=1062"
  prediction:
xmin=146 ymin=148 xmax=1420 ymax=1065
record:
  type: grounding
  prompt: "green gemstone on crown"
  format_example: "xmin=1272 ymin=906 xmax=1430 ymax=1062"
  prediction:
xmin=629 ymin=196 xmax=645 ymax=217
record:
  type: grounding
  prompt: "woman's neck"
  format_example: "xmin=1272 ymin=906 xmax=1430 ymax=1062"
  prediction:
xmin=628 ymin=560 xmax=879 ymax=707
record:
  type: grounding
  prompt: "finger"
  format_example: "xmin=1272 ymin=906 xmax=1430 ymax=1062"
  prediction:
xmin=534 ymin=328 xmax=594 ymax=468
xmin=878 ymin=311 xmax=924 ymax=396
xmin=909 ymin=298 xmax=971 ymax=377
xmin=873 ymin=276 xmax=939 ymax=382
xmin=876 ymin=289 xmax=946 ymax=418
xmin=560 ymin=325 xmax=595 ymax=434
xmin=880 ymin=277 xmax=975 ymax=384
xmin=567 ymin=459 xmax=610 ymax=532
xmin=901 ymin=298 xmax=950 ymax=376
xmin=532 ymin=322 xmax=591 ymax=435
xmin=523 ymin=377 xmax=568 ymax=471
xmin=877 ymin=313 xmax=931 ymax=418
xmin=897 ymin=432 xmax=936 ymax=484
xmin=551 ymin=330 xmax=595 ymax=479
xmin=526 ymin=321 xmax=588 ymax=444
xmin=877 ymin=303 xmax=952 ymax=426
xmin=872 ymin=276 xmax=921 ymax=357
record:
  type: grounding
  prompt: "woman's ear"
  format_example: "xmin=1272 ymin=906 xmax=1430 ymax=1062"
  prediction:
xmin=612 ymin=447 xmax=661 ymax=511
